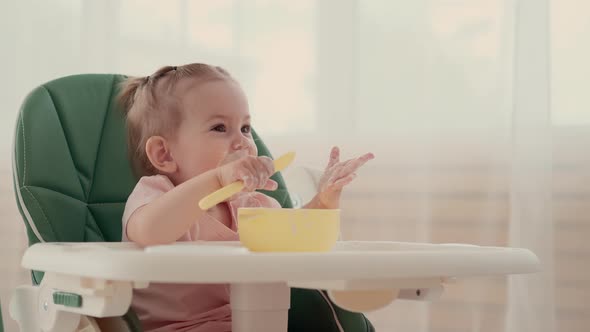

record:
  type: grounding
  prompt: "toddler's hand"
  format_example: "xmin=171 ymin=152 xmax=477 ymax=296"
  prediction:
xmin=216 ymin=154 xmax=278 ymax=192
xmin=317 ymin=147 xmax=374 ymax=209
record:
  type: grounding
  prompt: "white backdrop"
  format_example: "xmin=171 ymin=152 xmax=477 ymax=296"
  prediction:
xmin=1 ymin=1 xmax=589 ymax=331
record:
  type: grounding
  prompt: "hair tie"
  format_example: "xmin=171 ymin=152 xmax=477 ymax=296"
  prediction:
xmin=173 ymin=66 xmax=177 ymax=71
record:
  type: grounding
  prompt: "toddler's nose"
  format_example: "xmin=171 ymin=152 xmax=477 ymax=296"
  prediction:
xmin=232 ymin=140 xmax=243 ymax=150
xmin=232 ymin=135 xmax=248 ymax=150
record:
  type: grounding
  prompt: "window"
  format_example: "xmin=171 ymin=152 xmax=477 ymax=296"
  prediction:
xmin=117 ymin=0 xmax=316 ymax=135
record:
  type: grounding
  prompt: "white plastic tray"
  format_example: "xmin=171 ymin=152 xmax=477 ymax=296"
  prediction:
xmin=12 ymin=241 xmax=540 ymax=332
xmin=21 ymin=241 xmax=540 ymax=284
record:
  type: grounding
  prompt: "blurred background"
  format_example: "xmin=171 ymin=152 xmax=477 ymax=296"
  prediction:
xmin=1 ymin=0 xmax=588 ymax=331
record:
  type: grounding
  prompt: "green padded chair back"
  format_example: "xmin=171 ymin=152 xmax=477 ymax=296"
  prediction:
xmin=13 ymin=74 xmax=137 ymax=246
xmin=12 ymin=74 xmax=372 ymax=332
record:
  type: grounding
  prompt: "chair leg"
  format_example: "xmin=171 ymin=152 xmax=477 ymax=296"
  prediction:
xmin=231 ymin=283 xmax=290 ymax=332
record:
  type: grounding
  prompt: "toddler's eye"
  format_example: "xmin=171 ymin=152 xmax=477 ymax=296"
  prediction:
xmin=212 ymin=124 xmax=226 ymax=132
xmin=241 ymin=125 xmax=251 ymax=134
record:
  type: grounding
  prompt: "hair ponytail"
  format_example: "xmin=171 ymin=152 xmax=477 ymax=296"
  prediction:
xmin=118 ymin=76 xmax=148 ymax=114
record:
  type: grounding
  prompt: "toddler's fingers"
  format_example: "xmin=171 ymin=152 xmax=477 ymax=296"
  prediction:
xmin=323 ymin=158 xmax=356 ymax=185
xmin=328 ymin=158 xmax=355 ymax=181
xmin=245 ymin=156 xmax=274 ymax=189
xmin=237 ymin=169 xmax=255 ymax=191
xmin=329 ymin=158 xmax=355 ymax=180
xmin=243 ymin=176 xmax=258 ymax=191
xmin=262 ymin=179 xmax=278 ymax=191
xmin=340 ymin=153 xmax=374 ymax=176
xmin=241 ymin=158 xmax=259 ymax=190
xmin=331 ymin=173 xmax=357 ymax=190
xmin=247 ymin=158 xmax=262 ymax=187
xmin=326 ymin=146 xmax=340 ymax=170
xmin=256 ymin=157 xmax=275 ymax=188
xmin=259 ymin=156 xmax=275 ymax=175
xmin=243 ymin=159 xmax=263 ymax=191
xmin=252 ymin=157 xmax=272 ymax=188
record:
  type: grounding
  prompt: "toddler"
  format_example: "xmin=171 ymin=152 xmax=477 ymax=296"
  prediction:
xmin=119 ymin=63 xmax=374 ymax=331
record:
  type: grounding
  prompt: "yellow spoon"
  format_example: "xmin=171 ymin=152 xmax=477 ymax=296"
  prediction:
xmin=198 ymin=151 xmax=296 ymax=210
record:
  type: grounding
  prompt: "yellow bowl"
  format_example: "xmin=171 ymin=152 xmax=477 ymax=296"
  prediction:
xmin=237 ymin=208 xmax=340 ymax=252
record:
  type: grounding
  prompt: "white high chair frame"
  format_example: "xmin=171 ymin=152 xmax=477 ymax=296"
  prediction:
xmin=9 ymin=166 xmax=540 ymax=332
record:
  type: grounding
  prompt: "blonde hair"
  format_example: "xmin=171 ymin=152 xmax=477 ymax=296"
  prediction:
xmin=118 ymin=63 xmax=234 ymax=177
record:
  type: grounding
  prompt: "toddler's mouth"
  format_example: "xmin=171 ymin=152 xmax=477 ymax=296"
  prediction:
xmin=218 ymin=149 xmax=252 ymax=166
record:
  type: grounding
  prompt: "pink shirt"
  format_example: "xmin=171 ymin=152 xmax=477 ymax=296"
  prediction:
xmin=122 ymin=175 xmax=281 ymax=332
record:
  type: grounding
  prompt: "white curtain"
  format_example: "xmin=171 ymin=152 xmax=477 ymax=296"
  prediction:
xmin=1 ymin=1 xmax=588 ymax=331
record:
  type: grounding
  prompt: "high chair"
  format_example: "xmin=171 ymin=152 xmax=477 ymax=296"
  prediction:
xmin=9 ymin=74 xmax=540 ymax=332
xmin=8 ymin=74 xmax=375 ymax=332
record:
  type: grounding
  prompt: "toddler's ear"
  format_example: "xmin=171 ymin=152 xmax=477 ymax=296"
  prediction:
xmin=145 ymin=136 xmax=178 ymax=174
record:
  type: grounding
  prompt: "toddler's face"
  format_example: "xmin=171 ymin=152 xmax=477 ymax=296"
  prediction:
xmin=169 ymin=80 xmax=257 ymax=184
